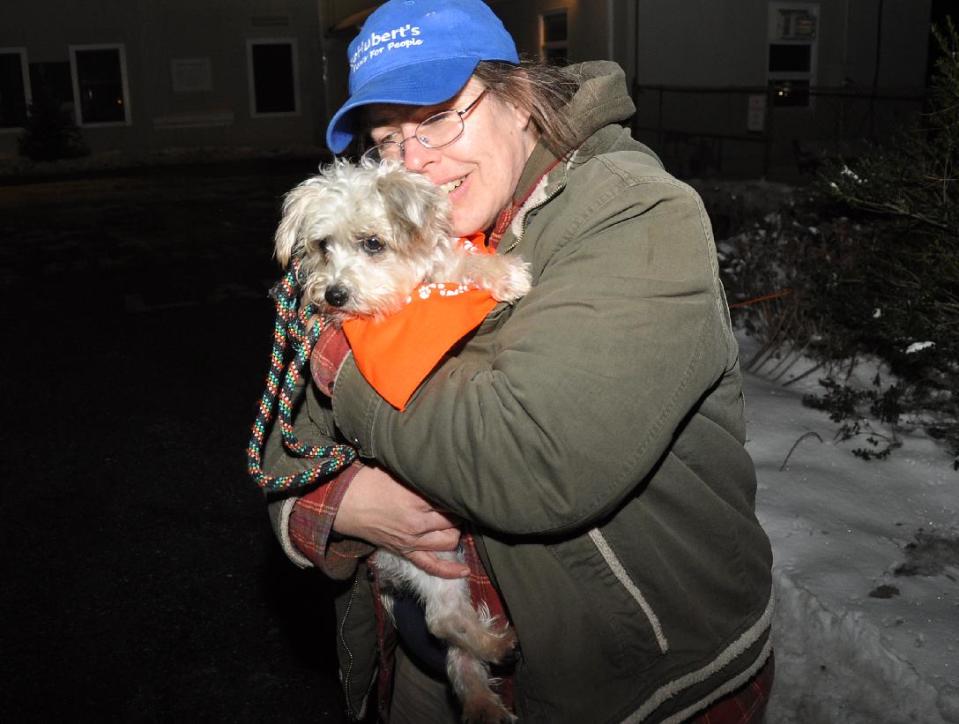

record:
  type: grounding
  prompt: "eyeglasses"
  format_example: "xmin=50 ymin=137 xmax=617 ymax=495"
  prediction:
xmin=362 ymin=89 xmax=488 ymax=163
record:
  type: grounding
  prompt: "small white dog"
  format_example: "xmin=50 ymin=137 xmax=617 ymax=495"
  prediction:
xmin=275 ymin=158 xmax=527 ymax=723
xmin=275 ymin=158 xmax=530 ymax=320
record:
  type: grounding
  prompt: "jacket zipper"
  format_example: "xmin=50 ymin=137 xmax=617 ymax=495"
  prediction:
xmin=339 ymin=572 xmax=361 ymax=718
xmin=501 ymin=164 xmax=568 ymax=255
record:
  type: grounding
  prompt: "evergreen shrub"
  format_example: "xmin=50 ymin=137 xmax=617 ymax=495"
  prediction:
xmin=18 ymin=89 xmax=89 ymax=162
xmin=718 ymin=20 xmax=959 ymax=468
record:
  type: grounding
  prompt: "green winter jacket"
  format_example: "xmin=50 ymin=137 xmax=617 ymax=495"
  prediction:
xmin=265 ymin=60 xmax=773 ymax=723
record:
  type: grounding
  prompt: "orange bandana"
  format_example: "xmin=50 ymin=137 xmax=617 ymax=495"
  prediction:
xmin=341 ymin=233 xmax=499 ymax=411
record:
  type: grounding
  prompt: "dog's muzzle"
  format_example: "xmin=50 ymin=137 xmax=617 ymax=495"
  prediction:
xmin=324 ymin=284 xmax=350 ymax=308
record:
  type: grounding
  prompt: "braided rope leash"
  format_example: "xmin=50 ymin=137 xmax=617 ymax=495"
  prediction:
xmin=246 ymin=261 xmax=357 ymax=493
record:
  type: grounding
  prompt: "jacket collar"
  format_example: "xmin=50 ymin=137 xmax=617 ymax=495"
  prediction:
xmin=491 ymin=61 xmax=639 ymax=252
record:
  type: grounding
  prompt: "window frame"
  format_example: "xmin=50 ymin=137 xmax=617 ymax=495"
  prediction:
xmin=766 ymin=2 xmax=819 ymax=110
xmin=246 ymin=38 xmax=301 ymax=118
xmin=68 ymin=43 xmax=132 ymax=127
xmin=0 ymin=47 xmax=31 ymax=133
xmin=539 ymin=9 xmax=569 ymax=66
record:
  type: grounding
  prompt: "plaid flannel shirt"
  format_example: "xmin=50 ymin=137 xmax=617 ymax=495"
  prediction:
xmin=288 ymin=461 xmax=373 ymax=580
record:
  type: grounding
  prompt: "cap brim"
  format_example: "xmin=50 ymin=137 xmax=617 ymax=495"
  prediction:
xmin=325 ymin=56 xmax=480 ymax=153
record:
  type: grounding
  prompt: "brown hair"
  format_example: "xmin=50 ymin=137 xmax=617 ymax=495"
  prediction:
xmin=472 ymin=58 xmax=579 ymax=156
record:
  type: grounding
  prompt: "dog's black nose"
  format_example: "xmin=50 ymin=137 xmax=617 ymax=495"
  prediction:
xmin=324 ymin=285 xmax=349 ymax=307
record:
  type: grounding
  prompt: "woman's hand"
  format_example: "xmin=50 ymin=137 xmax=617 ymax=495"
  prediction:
xmin=333 ymin=465 xmax=470 ymax=579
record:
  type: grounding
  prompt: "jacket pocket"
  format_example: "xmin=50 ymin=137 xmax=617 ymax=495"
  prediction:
xmin=546 ymin=529 xmax=669 ymax=668
xmin=587 ymin=528 xmax=668 ymax=654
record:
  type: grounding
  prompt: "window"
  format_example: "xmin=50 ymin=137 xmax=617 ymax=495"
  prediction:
xmin=247 ymin=39 xmax=299 ymax=116
xmin=770 ymin=78 xmax=810 ymax=107
xmin=767 ymin=3 xmax=818 ymax=108
xmin=0 ymin=48 xmax=30 ymax=129
xmin=69 ymin=44 xmax=130 ymax=125
xmin=540 ymin=10 xmax=568 ymax=66
xmin=769 ymin=44 xmax=811 ymax=74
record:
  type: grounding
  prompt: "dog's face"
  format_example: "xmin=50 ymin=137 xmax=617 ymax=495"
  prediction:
xmin=275 ymin=159 xmax=454 ymax=319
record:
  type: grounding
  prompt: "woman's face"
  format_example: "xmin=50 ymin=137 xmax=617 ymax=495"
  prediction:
xmin=367 ymin=78 xmax=538 ymax=237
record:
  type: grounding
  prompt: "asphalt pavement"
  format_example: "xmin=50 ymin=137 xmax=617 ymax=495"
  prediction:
xmin=0 ymin=159 xmax=360 ymax=722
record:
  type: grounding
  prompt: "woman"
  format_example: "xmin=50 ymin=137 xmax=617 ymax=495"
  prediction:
xmin=263 ymin=0 xmax=774 ymax=721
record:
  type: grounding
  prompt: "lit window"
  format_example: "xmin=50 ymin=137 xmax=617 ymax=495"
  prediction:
xmin=770 ymin=78 xmax=810 ymax=107
xmin=767 ymin=3 xmax=818 ymax=108
xmin=541 ymin=10 xmax=568 ymax=66
xmin=0 ymin=48 xmax=30 ymax=129
xmin=247 ymin=40 xmax=299 ymax=116
xmin=70 ymin=44 xmax=130 ymax=125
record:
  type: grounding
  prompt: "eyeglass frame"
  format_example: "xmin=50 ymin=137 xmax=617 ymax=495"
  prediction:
xmin=361 ymin=88 xmax=489 ymax=162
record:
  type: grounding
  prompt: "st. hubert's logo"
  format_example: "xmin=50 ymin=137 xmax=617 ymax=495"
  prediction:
xmin=350 ymin=24 xmax=424 ymax=73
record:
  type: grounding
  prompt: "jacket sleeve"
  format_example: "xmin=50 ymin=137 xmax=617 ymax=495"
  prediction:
xmin=262 ymin=378 xmax=369 ymax=569
xmin=331 ymin=168 xmax=735 ymax=537
xmin=286 ymin=461 xmax=374 ymax=578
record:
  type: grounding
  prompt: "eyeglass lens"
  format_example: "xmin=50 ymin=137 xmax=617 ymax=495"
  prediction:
xmin=364 ymin=90 xmax=486 ymax=162
xmin=366 ymin=112 xmax=461 ymax=161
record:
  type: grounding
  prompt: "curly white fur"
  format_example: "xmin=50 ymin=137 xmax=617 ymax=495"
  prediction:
xmin=275 ymin=158 xmax=530 ymax=321
xmin=375 ymin=549 xmax=517 ymax=723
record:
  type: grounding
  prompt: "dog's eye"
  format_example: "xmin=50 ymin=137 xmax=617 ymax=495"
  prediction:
xmin=313 ymin=238 xmax=329 ymax=256
xmin=361 ymin=236 xmax=384 ymax=255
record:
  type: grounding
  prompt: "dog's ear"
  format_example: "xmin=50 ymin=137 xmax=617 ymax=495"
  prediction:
xmin=274 ymin=182 xmax=314 ymax=266
xmin=375 ymin=166 xmax=450 ymax=241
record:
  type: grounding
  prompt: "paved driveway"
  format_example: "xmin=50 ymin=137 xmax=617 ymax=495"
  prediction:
xmin=1 ymin=160 xmax=358 ymax=722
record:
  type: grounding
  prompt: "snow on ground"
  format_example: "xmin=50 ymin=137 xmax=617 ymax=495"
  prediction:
xmin=739 ymin=331 xmax=959 ymax=723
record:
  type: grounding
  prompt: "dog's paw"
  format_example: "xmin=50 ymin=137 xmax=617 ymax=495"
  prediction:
xmin=462 ymin=697 xmax=518 ymax=724
xmin=487 ymin=625 xmax=518 ymax=665
xmin=490 ymin=261 xmax=531 ymax=303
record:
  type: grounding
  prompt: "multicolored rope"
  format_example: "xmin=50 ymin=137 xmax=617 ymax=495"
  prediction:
xmin=246 ymin=261 xmax=357 ymax=493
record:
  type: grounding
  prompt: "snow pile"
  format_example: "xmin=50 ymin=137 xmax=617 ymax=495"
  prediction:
xmin=739 ymin=332 xmax=959 ymax=723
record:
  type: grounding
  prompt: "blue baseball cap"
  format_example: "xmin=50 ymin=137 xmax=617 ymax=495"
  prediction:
xmin=325 ymin=0 xmax=519 ymax=153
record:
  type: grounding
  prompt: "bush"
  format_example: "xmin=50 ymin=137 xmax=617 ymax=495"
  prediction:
xmin=717 ymin=194 xmax=877 ymax=372
xmin=719 ymin=20 xmax=959 ymax=468
xmin=812 ymin=19 xmax=959 ymax=466
xmin=18 ymin=89 xmax=89 ymax=162
xmin=820 ymin=21 xmax=958 ymax=367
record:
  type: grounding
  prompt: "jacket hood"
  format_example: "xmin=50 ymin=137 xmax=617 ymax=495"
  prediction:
xmin=560 ymin=61 xmax=636 ymax=151
xmin=504 ymin=61 xmax=646 ymax=238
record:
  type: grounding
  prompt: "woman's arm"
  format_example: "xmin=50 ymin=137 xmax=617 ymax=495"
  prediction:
xmin=263 ymin=376 xmax=468 ymax=577
xmin=262 ymin=378 xmax=363 ymax=572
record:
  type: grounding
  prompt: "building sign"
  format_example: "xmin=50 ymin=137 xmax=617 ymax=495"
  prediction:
xmin=775 ymin=8 xmax=817 ymax=41
xmin=171 ymin=58 xmax=212 ymax=93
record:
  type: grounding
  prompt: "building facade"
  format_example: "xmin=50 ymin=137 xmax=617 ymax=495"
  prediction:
xmin=1 ymin=0 xmax=935 ymax=177
xmin=320 ymin=0 xmax=935 ymax=177
xmin=0 ymin=0 xmax=329 ymax=161
xmin=490 ymin=0 xmax=933 ymax=178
